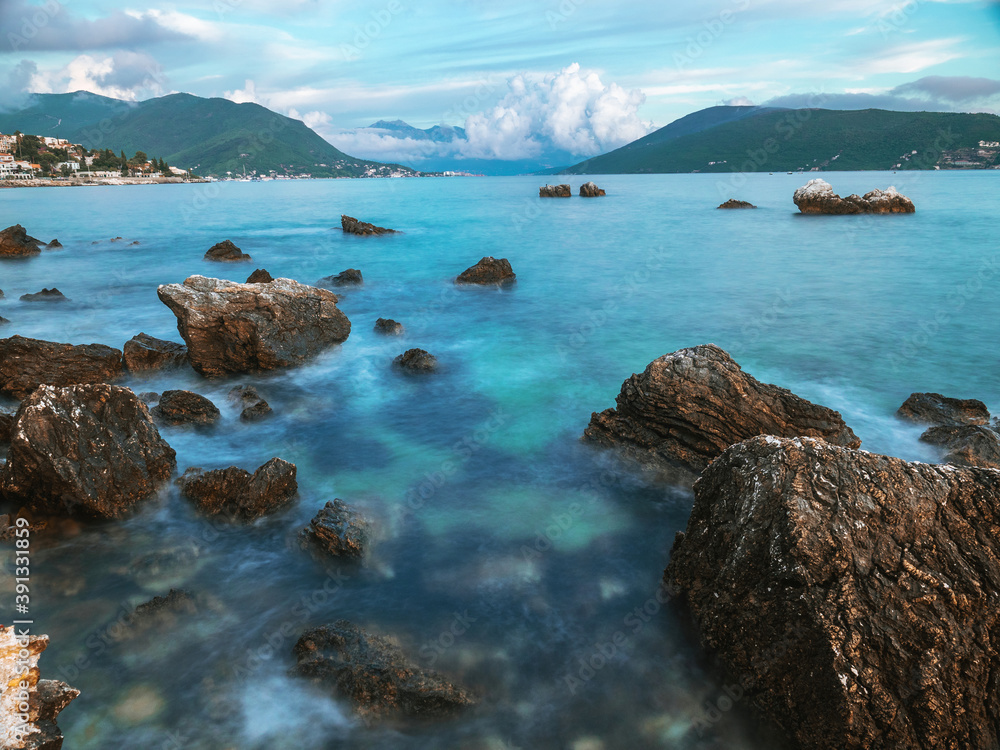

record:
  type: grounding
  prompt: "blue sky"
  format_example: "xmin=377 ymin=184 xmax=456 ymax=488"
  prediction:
xmin=1 ymin=0 xmax=999 ymax=165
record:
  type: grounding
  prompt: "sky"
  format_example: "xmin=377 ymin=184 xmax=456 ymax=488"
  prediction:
xmin=1 ymin=0 xmax=999 ymax=167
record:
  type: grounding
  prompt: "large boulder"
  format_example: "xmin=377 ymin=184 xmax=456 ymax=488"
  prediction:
xmin=0 ymin=384 xmax=176 ymax=519
xmin=0 ymin=224 xmax=51 ymax=258
xmin=156 ymin=276 xmax=351 ymax=377
xmin=896 ymin=392 xmax=990 ymax=427
xmin=579 ymin=182 xmax=606 ymax=197
xmin=204 ymin=240 xmax=251 ymax=262
xmin=793 ymin=179 xmax=915 ymax=214
xmin=290 ymin=620 xmax=476 ymax=720
xmin=0 ymin=626 xmax=79 ymax=750
xmin=151 ymin=390 xmax=221 ymax=426
xmin=456 ymin=257 xmax=515 ymax=285
xmin=299 ymin=500 xmax=371 ymax=559
xmin=179 ymin=458 xmax=297 ymax=522
xmin=341 ymin=215 xmax=397 ymax=236
xmin=920 ymin=425 xmax=1000 ymax=469
xmin=539 ymin=184 xmax=571 ymax=197
xmin=583 ymin=344 xmax=860 ymax=482
xmin=122 ymin=333 xmax=188 ymax=372
xmin=0 ymin=336 xmax=123 ymax=399
xmin=666 ymin=435 xmax=1000 ymax=750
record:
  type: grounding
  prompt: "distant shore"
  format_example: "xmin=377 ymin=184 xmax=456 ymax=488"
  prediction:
xmin=0 ymin=176 xmax=209 ymax=188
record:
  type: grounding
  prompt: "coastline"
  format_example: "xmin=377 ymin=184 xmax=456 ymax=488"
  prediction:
xmin=0 ymin=176 xmax=209 ymax=188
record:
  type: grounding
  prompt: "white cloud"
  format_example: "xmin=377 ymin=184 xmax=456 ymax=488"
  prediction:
xmin=224 ymin=79 xmax=265 ymax=104
xmin=25 ymin=53 xmax=167 ymax=100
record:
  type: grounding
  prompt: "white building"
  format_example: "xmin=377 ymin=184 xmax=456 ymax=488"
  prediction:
xmin=56 ymin=161 xmax=80 ymax=172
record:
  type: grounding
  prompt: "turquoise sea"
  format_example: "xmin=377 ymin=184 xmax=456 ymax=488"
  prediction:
xmin=0 ymin=172 xmax=997 ymax=749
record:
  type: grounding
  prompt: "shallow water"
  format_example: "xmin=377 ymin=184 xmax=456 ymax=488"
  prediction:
xmin=0 ymin=172 xmax=997 ymax=749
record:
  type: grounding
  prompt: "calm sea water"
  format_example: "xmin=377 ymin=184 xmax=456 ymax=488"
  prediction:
xmin=0 ymin=172 xmax=997 ymax=749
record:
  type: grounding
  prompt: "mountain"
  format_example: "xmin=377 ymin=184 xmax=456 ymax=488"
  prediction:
xmin=0 ymin=91 xmax=418 ymax=178
xmin=368 ymin=119 xmax=467 ymax=142
xmin=561 ymin=108 xmax=1000 ymax=174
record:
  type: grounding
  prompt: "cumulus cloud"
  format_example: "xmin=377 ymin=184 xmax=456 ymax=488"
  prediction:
xmin=224 ymin=79 xmax=266 ymax=105
xmin=22 ymin=52 xmax=169 ymax=101
xmin=765 ymin=76 xmax=1000 ymax=114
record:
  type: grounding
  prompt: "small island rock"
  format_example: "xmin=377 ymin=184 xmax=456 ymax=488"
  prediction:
xmin=374 ymin=318 xmax=404 ymax=335
xmin=456 ymin=256 xmax=515 ymax=285
xmin=394 ymin=348 xmax=438 ymax=373
xmin=318 ymin=269 xmax=363 ymax=287
xmin=20 ymin=288 xmax=68 ymax=302
xmin=245 ymin=268 xmax=273 ymax=283
xmin=300 ymin=499 xmax=371 ymax=559
xmin=717 ymin=199 xmax=757 ymax=209
xmin=151 ymin=390 xmax=221 ymax=426
xmin=579 ymin=182 xmax=606 ymax=197
xmin=204 ymin=240 xmax=251 ymax=262
xmin=897 ymin=392 xmax=990 ymax=427
xmin=539 ymin=184 xmax=571 ymax=198
xmin=0 ymin=224 xmax=49 ymax=258
xmin=341 ymin=215 xmax=397 ymax=235
xmin=793 ymin=179 xmax=915 ymax=214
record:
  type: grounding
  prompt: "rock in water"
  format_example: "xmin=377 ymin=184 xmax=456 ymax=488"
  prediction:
xmin=374 ymin=318 xmax=404 ymax=335
xmin=122 ymin=333 xmax=188 ymax=372
xmin=920 ymin=425 xmax=1000 ymax=469
xmin=0 ymin=626 xmax=79 ymax=750
xmin=228 ymin=385 xmax=273 ymax=421
xmin=20 ymin=288 xmax=68 ymax=302
xmin=539 ymin=184 xmax=571 ymax=197
xmin=793 ymin=179 xmax=915 ymax=214
xmin=179 ymin=458 xmax=297 ymax=522
xmin=456 ymin=257 xmax=516 ymax=285
xmin=203 ymin=240 xmax=251 ymax=262
xmin=0 ymin=408 xmax=15 ymax=443
xmin=579 ymin=182 xmax=606 ymax=197
xmin=0 ymin=224 xmax=46 ymax=258
xmin=394 ymin=348 xmax=438 ymax=373
xmin=0 ymin=335 xmax=123 ymax=399
xmin=341 ymin=215 xmax=397 ymax=235
xmin=300 ymin=500 xmax=371 ymax=559
xmin=897 ymin=392 xmax=990 ymax=427
xmin=717 ymin=199 xmax=757 ymax=209
xmin=156 ymin=276 xmax=351 ymax=377
xmin=583 ymin=344 xmax=860 ymax=482
xmin=290 ymin=620 xmax=476 ymax=719
xmin=318 ymin=269 xmax=363 ymax=287
xmin=151 ymin=390 xmax=221 ymax=426
xmin=0 ymin=384 xmax=176 ymax=519
xmin=245 ymin=268 xmax=273 ymax=284
xmin=666 ymin=435 xmax=1000 ymax=750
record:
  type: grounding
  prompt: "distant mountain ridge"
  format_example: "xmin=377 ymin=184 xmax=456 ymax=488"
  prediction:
xmin=368 ymin=119 xmax=467 ymax=143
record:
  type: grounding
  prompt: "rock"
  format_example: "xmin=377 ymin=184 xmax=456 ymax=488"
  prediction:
xmin=47 ymin=240 xmax=62 ymax=249
xmin=896 ymin=392 xmax=990 ymax=427
xmin=204 ymin=239 xmax=251 ymax=262
xmin=137 ymin=392 xmax=160 ymax=404
xmin=110 ymin=589 xmax=199 ymax=643
xmin=539 ymin=184 xmax=571 ymax=198
xmin=318 ymin=269 xmax=363 ymax=287
xmin=717 ymin=199 xmax=757 ymax=209
xmin=666 ymin=435 xmax=1000 ymax=750
xmin=290 ymin=620 xmax=475 ymax=719
xmin=0 ymin=335 xmax=123 ymax=399
xmin=579 ymin=182 xmax=606 ymax=197
xmin=583 ymin=344 xmax=860 ymax=482
xmin=129 ymin=241 xmax=140 ymax=246
xmin=0 ymin=408 xmax=15 ymax=442
xmin=245 ymin=268 xmax=273 ymax=284
xmin=456 ymin=256 xmax=516 ymax=285
xmin=0 ymin=289 xmax=3 ymax=297
xmin=0 ymin=626 xmax=79 ymax=750
xmin=920 ymin=425 xmax=1000 ymax=469
xmin=179 ymin=458 xmax=297 ymax=522
xmin=230 ymin=385 xmax=273 ymax=422
xmin=0 ymin=224 xmax=46 ymax=258
xmin=151 ymin=390 xmax=221 ymax=426
xmin=20 ymin=288 xmax=68 ymax=302
xmin=394 ymin=348 xmax=438 ymax=373
xmin=122 ymin=333 xmax=188 ymax=372
xmin=300 ymin=500 xmax=371 ymax=559
xmin=0 ymin=384 xmax=176 ymax=519
xmin=0 ymin=316 xmax=8 ymax=326
xmin=374 ymin=318 xmax=404 ymax=335
xmin=156 ymin=276 xmax=351 ymax=377
xmin=341 ymin=215 xmax=397 ymax=236
xmin=240 ymin=399 xmax=272 ymax=422
xmin=793 ymin=179 xmax=915 ymax=214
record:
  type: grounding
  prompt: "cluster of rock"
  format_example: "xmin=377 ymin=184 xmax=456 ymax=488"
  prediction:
xmin=897 ymin=391 xmax=1000 ymax=469
xmin=341 ymin=215 xmax=397 ymax=235
xmin=539 ymin=182 xmax=607 ymax=198
xmin=793 ymin=179 xmax=915 ymax=214
xmin=178 ymin=458 xmax=297 ymax=522
xmin=456 ymin=256 xmax=515 ymax=285
xmin=717 ymin=199 xmax=756 ymax=209
xmin=0 ymin=224 xmax=60 ymax=257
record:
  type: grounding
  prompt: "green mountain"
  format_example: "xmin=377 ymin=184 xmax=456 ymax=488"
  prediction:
xmin=0 ymin=91 xmax=418 ymax=178
xmin=561 ymin=108 xmax=1000 ymax=174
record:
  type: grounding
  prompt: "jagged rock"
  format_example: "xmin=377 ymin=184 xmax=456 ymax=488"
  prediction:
xmin=0 ymin=408 xmax=15 ymax=443
xmin=318 ymin=269 xmax=363 ymax=287
xmin=0 ymin=384 xmax=176 ymax=519
xmin=583 ymin=344 xmax=860 ymax=482
xmin=539 ymin=184 xmax=571 ymax=197
xmin=122 ymin=333 xmax=188 ymax=372
xmin=245 ymin=269 xmax=273 ymax=284
xmin=47 ymin=240 xmax=62 ymax=249
xmin=300 ymin=500 xmax=371 ymax=559
xmin=20 ymin=288 xmax=68 ymax=303
xmin=229 ymin=385 xmax=272 ymax=422
xmin=896 ymin=392 xmax=990 ymax=427
xmin=579 ymin=182 xmax=607 ymax=197
xmin=341 ymin=215 xmax=397 ymax=236
xmin=456 ymin=257 xmax=515 ymax=285
xmin=151 ymin=390 xmax=220 ymax=426
xmin=374 ymin=318 xmax=404 ymax=335
xmin=0 ymin=335 xmax=123 ymax=399
xmin=290 ymin=620 xmax=475 ymax=719
xmin=156 ymin=276 xmax=351 ymax=377
xmin=394 ymin=348 xmax=438 ymax=373
xmin=179 ymin=458 xmax=297 ymax=522
xmin=718 ymin=199 xmax=757 ymax=209
xmin=920 ymin=425 xmax=1000 ymax=469
xmin=0 ymin=626 xmax=79 ymax=750
xmin=793 ymin=179 xmax=915 ymax=214
xmin=0 ymin=224 xmax=47 ymax=258
xmin=666 ymin=435 xmax=1000 ymax=750
xmin=204 ymin=240 xmax=251 ymax=262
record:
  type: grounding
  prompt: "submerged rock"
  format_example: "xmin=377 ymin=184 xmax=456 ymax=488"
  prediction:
xmin=579 ymin=182 xmax=606 ymax=197
xmin=300 ymin=500 xmax=371 ymax=559
xmin=229 ymin=385 xmax=272 ymax=422
xmin=157 ymin=276 xmax=351 ymax=377
xmin=151 ymin=390 xmax=221 ymax=426
xmin=111 ymin=589 xmax=200 ymax=643
xmin=20 ymin=288 xmax=68 ymax=302
xmin=896 ymin=392 xmax=990 ymax=427
xmin=717 ymin=199 xmax=757 ymax=209
xmin=122 ymin=333 xmax=188 ymax=372
xmin=0 ymin=335 xmax=123 ymax=399
xmin=179 ymin=458 xmax=297 ymax=522
xmin=666 ymin=435 xmax=1000 ymax=750
xmin=0 ymin=626 xmax=79 ymax=750
xmin=0 ymin=224 xmax=48 ymax=258
xmin=793 ymin=179 xmax=915 ymax=214
xmin=374 ymin=317 xmax=404 ymax=335
xmin=583 ymin=344 xmax=860 ymax=482
xmin=204 ymin=240 xmax=251 ymax=262
xmin=318 ymin=269 xmax=363 ymax=287
xmin=47 ymin=240 xmax=63 ymax=249
xmin=0 ymin=384 xmax=176 ymax=519
xmin=539 ymin=184 xmax=571 ymax=198
xmin=920 ymin=424 xmax=1000 ymax=469
xmin=456 ymin=257 xmax=515 ymax=285
xmin=290 ymin=620 xmax=476 ymax=719
xmin=245 ymin=268 xmax=273 ymax=284
xmin=394 ymin=348 xmax=438 ymax=373
xmin=341 ymin=215 xmax=397 ymax=236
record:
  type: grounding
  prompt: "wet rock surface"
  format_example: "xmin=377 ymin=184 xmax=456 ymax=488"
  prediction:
xmin=0 ymin=224 xmax=49 ymax=258
xmin=579 ymin=182 xmax=606 ymax=197
xmin=793 ymin=179 xmax=915 ymax=214
xmin=151 ymin=390 xmax=221 ymax=426
xmin=718 ymin=199 xmax=757 ymax=209
xmin=179 ymin=458 xmax=297 ymax=522
xmin=394 ymin=348 xmax=439 ymax=373
xmin=0 ymin=335 xmax=123 ymax=399
xmin=374 ymin=318 xmax=404 ymax=335
xmin=318 ymin=269 xmax=363 ymax=287
xmin=299 ymin=500 xmax=371 ymax=559
xmin=341 ymin=215 xmax=397 ymax=235
xmin=920 ymin=424 xmax=1000 ymax=469
xmin=203 ymin=240 xmax=251 ymax=262
xmin=122 ymin=333 xmax=188 ymax=372
xmin=897 ymin=392 xmax=990 ymax=427
xmin=20 ymin=288 xmax=68 ymax=303
xmin=539 ymin=184 xmax=571 ymax=197
xmin=245 ymin=268 xmax=273 ymax=284
xmin=228 ymin=385 xmax=272 ymax=421
xmin=456 ymin=256 xmax=516 ymax=285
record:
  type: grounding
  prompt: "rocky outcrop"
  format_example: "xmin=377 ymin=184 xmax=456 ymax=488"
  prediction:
xmin=394 ymin=348 xmax=438 ymax=373
xmin=920 ymin=425 xmax=1000 ymax=469
xmin=318 ymin=269 xmax=363 ymax=287
xmin=0 ymin=336 xmax=123 ymax=399
xmin=151 ymin=390 xmax=221 ymax=426
xmin=156 ymin=276 xmax=351 ymax=377
xmin=583 ymin=344 xmax=860 ymax=482
xmin=179 ymin=458 xmax=297 ymax=522
xmin=228 ymin=385 xmax=272 ymax=422
xmin=300 ymin=500 xmax=371 ymax=559
xmin=456 ymin=257 xmax=516 ymax=285
xmin=0 ymin=225 xmax=51 ymax=258
xmin=897 ymin=392 xmax=990 ymax=427
xmin=539 ymin=184 xmax=571 ymax=198
xmin=122 ymin=333 xmax=188 ymax=372
xmin=0 ymin=626 xmax=79 ymax=750
xmin=718 ymin=199 xmax=757 ymax=209
xmin=20 ymin=288 xmax=68 ymax=303
xmin=203 ymin=240 xmax=251 ymax=262
xmin=0 ymin=384 xmax=176 ymax=519
xmin=374 ymin=318 xmax=404 ymax=335
xmin=290 ymin=620 xmax=475 ymax=719
xmin=793 ymin=179 xmax=915 ymax=214
xmin=579 ymin=182 xmax=606 ymax=197
xmin=245 ymin=269 xmax=273 ymax=284
xmin=666 ymin=435 xmax=1000 ymax=750
xmin=47 ymin=240 xmax=63 ymax=249
xmin=341 ymin=215 xmax=397 ymax=236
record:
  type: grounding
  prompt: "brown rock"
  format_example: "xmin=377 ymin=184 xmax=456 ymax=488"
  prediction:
xmin=47 ymin=240 xmax=62 ymax=249
xmin=179 ymin=458 xmax=297 ymax=522
xmin=897 ymin=392 xmax=990 ymax=427
xmin=666 ymin=435 xmax=1000 ymax=750
xmin=793 ymin=179 xmax=915 ymax=214
xmin=539 ymin=184 xmax=571 ymax=197
xmin=718 ymin=199 xmax=757 ymax=209
xmin=0 ymin=224 xmax=45 ymax=258
xmin=374 ymin=318 xmax=404 ymax=335
xmin=0 ymin=335 xmax=123 ymax=399
xmin=456 ymin=257 xmax=515 ymax=285
xmin=394 ymin=348 xmax=438 ymax=373
xmin=151 ymin=390 xmax=221 ymax=426
xmin=122 ymin=333 xmax=188 ymax=372
xmin=300 ymin=500 xmax=371 ymax=559
xmin=20 ymin=288 xmax=68 ymax=302
xmin=341 ymin=215 xmax=397 ymax=235
xmin=230 ymin=386 xmax=273 ymax=422
xmin=579 ymin=181 xmax=606 ymax=197
xmin=920 ymin=424 xmax=1000 ymax=469
xmin=204 ymin=239 xmax=251 ymax=262
xmin=246 ymin=268 xmax=273 ymax=283
xmin=318 ymin=269 xmax=363 ymax=287
xmin=0 ymin=407 xmax=14 ymax=443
